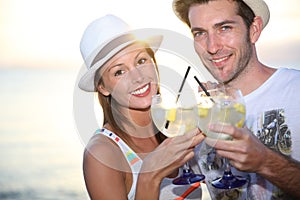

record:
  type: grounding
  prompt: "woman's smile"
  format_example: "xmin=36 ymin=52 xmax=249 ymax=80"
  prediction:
xmin=130 ymin=83 xmax=151 ymax=97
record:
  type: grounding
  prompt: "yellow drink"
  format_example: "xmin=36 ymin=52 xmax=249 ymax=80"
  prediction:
xmin=197 ymin=96 xmax=245 ymax=140
xmin=151 ymin=104 xmax=197 ymax=138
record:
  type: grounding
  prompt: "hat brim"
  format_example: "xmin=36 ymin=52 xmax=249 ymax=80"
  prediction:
xmin=243 ymin=0 xmax=270 ymax=29
xmin=78 ymin=33 xmax=163 ymax=92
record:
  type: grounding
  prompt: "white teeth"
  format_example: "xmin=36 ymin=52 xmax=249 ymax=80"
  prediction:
xmin=131 ymin=84 xmax=149 ymax=95
xmin=212 ymin=57 xmax=227 ymax=63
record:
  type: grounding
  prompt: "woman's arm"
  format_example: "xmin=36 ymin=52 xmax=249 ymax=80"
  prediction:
xmin=83 ymin=136 xmax=129 ymax=200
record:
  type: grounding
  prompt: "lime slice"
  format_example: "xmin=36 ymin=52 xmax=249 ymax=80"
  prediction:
xmin=166 ymin=108 xmax=177 ymax=122
xmin=198 ymin=107 xmax=209 ymax=117
xmin=236 ymin=117 xmax=245 ymax=128
xmin=233 ymin=103 xmax=246 ymax=114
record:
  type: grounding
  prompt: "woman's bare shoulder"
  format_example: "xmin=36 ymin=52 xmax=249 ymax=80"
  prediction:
xmin=83 ymin=132 xmax=128 ymax=171
xmin=83 ymin=133 xmax=130 ymax=199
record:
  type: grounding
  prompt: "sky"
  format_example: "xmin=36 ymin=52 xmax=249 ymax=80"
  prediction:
xmin=0 ymin=0 xmax=299 ymax=69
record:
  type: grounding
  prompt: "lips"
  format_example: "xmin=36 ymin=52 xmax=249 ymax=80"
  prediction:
xmin=212 ymin=56 xmax=229 ymax=64
xmin=211 ymin=55 xmax=230 ymax=66
xmin=130 ymin=83 xmax=151 ymax=96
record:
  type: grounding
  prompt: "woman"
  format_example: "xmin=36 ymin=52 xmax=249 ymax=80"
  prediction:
xmin=78 ymin=14 xmax=205 ymax=199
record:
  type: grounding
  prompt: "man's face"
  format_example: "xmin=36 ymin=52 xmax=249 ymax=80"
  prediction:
xmin=189 ymin=0 xmax=253 ymax=84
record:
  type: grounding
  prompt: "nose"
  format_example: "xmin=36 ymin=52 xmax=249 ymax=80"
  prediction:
xmin=129 ymin=67 xmax=144 ymax=84
xmin=206 ymin=33 xmax=222 ymax=55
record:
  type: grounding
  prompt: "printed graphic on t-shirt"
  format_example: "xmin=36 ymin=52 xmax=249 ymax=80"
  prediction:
xmin=255 ymin=109 xmax=292 ymax=199
xmin=256 ymin=109 xmax=292 ymax=156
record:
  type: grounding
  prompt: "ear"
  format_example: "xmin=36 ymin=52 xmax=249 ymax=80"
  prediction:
xmin=97 ymin=84 xmax=110 ymax=96
xmin=249 ymin=16 xmax=263 ymax=43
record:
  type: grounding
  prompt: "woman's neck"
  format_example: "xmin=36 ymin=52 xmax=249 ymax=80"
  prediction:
xmin=116 ymin=107 xmax=159 ymax=152
xmin=118 ymin=105 xmax=153 ymax=132
xmin=131 ymin=107 xmax=152 ymax=125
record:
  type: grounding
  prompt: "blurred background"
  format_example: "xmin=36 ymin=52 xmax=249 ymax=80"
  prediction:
xmin=0 ymin=0 xmax=299 ymax=199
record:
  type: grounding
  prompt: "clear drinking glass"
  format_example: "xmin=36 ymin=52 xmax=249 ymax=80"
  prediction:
xmin=151 ymin=92 xmax=205 ymax=185
xmin=196 ymin=87 xmax=247 ymax=189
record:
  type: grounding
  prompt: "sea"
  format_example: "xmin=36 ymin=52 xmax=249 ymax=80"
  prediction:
xmin=0 ymin=67 xmax=90 ymax=200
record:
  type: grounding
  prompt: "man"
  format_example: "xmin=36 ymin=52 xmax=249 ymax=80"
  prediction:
xmin=172 ymin=0 xmax=300 ymax=199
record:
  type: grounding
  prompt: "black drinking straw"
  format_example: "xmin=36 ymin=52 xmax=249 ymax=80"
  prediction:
xmin=165 ymin=66 xmax=191 ymax=129
xmin=194 ymin=76 xmax=215 ymax=103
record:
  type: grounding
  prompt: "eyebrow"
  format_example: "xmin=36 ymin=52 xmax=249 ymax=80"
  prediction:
xmin=214 ymin=20 xmax=237 ymax=28
xmin=106 ymin=64 xmax=122 ymax=74
xmin=107 ymin=48 xmax=147 ymax=72
xmin=191 ymin=27 xmax=205 ymax=33
xmin=191 ymin=20 xmax=237 ymax=33
xmin=135 ymin=49 xmax=146 ymax=60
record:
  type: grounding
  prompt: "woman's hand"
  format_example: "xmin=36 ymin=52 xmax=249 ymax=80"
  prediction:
xmin=143 ymin=128 xmax=205 ymax=177
xmin=135 ymin=128 xmax=205 ymax=200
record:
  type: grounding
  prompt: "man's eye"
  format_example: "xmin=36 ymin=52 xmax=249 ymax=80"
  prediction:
xmin=220 ymin=26 xmax=231 ymax=31
xmin=193 ymin=31 xmax=205 ymax=38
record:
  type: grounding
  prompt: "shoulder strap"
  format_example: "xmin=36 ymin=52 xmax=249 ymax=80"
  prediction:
xmin=95 ymin=128 xmax=142 ymax=170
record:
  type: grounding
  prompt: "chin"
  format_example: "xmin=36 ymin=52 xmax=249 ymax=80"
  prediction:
xmin=131 ymin=99 xmax=151 ymax=110
xmin=131 ymin=105 xmax=151 ymax=112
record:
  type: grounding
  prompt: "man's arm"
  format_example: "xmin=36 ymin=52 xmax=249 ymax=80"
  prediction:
xmin=258 ymin=147 xmax=300 ymax=198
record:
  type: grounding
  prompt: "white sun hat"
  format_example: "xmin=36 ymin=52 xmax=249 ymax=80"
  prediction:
xmin=243 ymin=0 xmax=270 ymax=28
xmin=172 ymin=0 xmax=270 ymax=29
xmin=79 ymin=14 xmax=163 ymax=92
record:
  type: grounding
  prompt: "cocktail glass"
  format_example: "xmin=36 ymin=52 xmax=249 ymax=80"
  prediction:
xmin=197 ymin=87 xmax=247 ymax=189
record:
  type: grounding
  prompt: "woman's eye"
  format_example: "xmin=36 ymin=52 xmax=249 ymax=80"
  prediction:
xmin=137 ymin=58 xmax=147 ymax=65
xmin=114 ymin=69 xmax=125 ymax=77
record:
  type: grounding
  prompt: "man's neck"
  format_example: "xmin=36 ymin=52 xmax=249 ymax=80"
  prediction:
xmin=227 ymin=62 xmax=276 ymax=96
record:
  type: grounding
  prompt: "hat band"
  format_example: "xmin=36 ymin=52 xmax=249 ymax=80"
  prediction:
xmin=91 ymin=33 xmax=136 ymax=67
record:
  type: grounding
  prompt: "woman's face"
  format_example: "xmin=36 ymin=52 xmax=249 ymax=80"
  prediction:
xmin=97 ymin=43 xmax=159 ymax=110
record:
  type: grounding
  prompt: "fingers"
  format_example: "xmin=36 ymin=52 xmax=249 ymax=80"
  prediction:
xmin=204 ymin=124 xmax=245 ymax=151
xmin=142 ymin=129 xmax=204 ymax=176
xmin=206 ymin=81 xmax=219 ymax=90
xmin=179 ymin=128 xmax=206 ymax=148
xmin=205 ymin=137 xmax=218 ymax=147
xmin=208 ymin=123 xmax=235 ymax=135
xmin=160 ymin=128 xmax=205 ymax=163
xmin=208 ymin=123 xmax=247 ymax=139
xmin=176 ymin=149 xmax=195 ymax=165
xmin=192 ymin=131 xmax=206 ymax=148
xmin=197 ymin=81 xmax=218 ymax=92
xmin=154 ymin=128 xmax=205 ymax=166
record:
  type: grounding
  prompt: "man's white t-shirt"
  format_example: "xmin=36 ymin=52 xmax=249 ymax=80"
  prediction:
xmin=195 ymin=67 xmax=300 ymax=199
xmin=244 ymin=67 xmax=300 ymax=199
